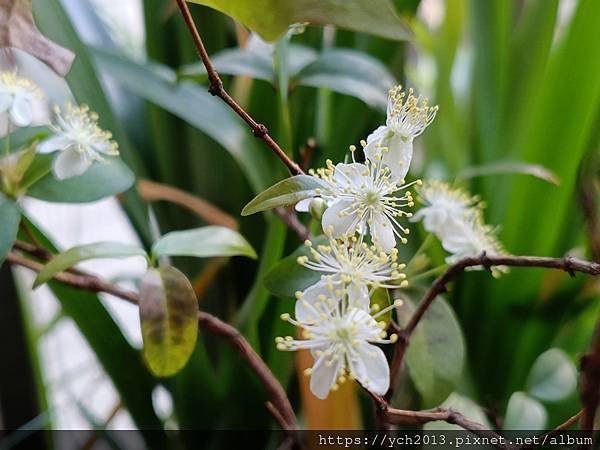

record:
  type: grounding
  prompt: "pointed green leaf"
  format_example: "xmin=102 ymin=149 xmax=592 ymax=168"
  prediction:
xmin=263 ymin=235 xmax=327 ymax=297
xmin=397 ymin=295 xmax=465 ymax=407
xmin=139 ymin=266 xmax=198 ymax=377
xmin=526 ymin=348 xmax=577 ymax=403
xmin=0 ymin=195 xmax=21 ymax=265
xmin=504 ymin=392 xmax=547 ymax=430
xmin=457 ymin=161 xmax=559 ymax=185
xmin=242 ymin=175 xmax=324 ymax=216
xmin=187 ymin=0 xmax=412 ymax=42
xmin=34 ymin=242 xmax=147 ymax=287
xmin=152 ymin=226 xmax=257 ymax=260
xmin=295 ymin=49 xmax=397 ymax=110
xmin=27 ymin=156 xmax=135 ymax=203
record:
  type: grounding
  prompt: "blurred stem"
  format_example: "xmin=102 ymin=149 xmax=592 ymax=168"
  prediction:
xmin=315 ymin=27 xmax=336 ymax=146
xmin=409 ymin=264 xmax=447 ymax=284
xmin=4 ymin=133 xmax=9 ymax=157
xmin=274 ymin=35 xmax=293 ymax=155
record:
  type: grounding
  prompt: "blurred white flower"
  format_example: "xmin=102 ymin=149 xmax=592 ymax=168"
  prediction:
xmin=363 ymin=85 xmax=438 ymax=181
xmin=311 ymin=155 xmax=418 ymax=252
xmin=38 ymin=104 xmax=119 ymax=180
xmin=0 ymin=71 xmax=46 ymax=134
xmin=297 ymin=234 xmax=407 ymax=303
xmin=411 ymin=181 xmax=482 ymax=239
xmin=277 ymin=284 xmax=398 ymax=399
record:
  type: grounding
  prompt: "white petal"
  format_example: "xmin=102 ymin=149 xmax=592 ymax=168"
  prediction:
xmin=52 ymin=149 xmax=90 ymax=180
xmin=295 ymin=279 xmax=335 ymax=323
xmin=370 ymin=213 xmax=396 ymax=252
xmin=363 ymin=125 xmax=390 ymax=161
xmin=332 ymin=162 xmax=369 ymax=189
xmin=295 ymin=198 xmax=312 ymax=212
xmin=0 ymin=93 xmax=12 ymax=113
xmin=381 ymin=133 xmax=413 ymax=182
xmin=9 ymin=96 xmax=33 ymax=127
xmin=351 ymin=342 xmax=390 ymax=395
xmin=38 ymin=135 xmax=72 ymax=154
xmin=347 ymin=283 xmax=370 ymax=311
xmin=322 ymin=199 xmax=360 ymax=237
xmin=309 ymin=347 xmax=341 ymax=400
xmin=92 ymin=141 xmax=115 ymax=155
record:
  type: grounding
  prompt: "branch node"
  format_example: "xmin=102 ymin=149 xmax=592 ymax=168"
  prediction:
xmin=253 ymin=124 xmax=269 ymax=138
xmin=208 ymin=79 xmax=224 ymax=96
xmin=563 ymin=255 xmax=577 ymax=278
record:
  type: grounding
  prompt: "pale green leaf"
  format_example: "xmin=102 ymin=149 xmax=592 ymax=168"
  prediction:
xmin=295 ymin=49 xmax=397 ymax=109
xmin=27 ymin=157 xmax=136 ymax=203
xmin=0 ymin=194 xmax=21 ymax=265
xmin=187 ymin=0 xmax=412 ymax=42
xmin=526 ymin=348 xmax=577 ymax=402
xmin=423 ymin=393 xmax=492 ymax=431
xmin=34 ymin=242 xmax=147 ymax=287
xmin=504 ymin=392 xmax=547 ymax=430
xmin=397 ymin=295 xmax=465 ymax=407
xmin=242 ymin=175 xmax=324 ymax=216
xmin=457 ymin=161 xmax=560 ymax=185
xmin=152 ymin=226 xmax=257 ymax=260
xmin=139 ymin=266 xmax=198 ymax=377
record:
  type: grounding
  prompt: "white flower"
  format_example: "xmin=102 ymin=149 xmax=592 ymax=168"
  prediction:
xmin=276 ymin=284 xmax=399 ymax=399
xmin=411 ymin=181 xmax=482 ymax=239
xmin=442 ymin=216 xmax=508 ymax=277
xmin=38 ymin=104 xmax=119 ymax=180
xmin=363 ymin=85 xmax=438 ymax=181
xmin=0 ymin=71 xmax=45 ymax=133
xmin=297 ymin=235 xmax=407 ymax=303
xmin=310 ymin=156 xmax=418 ymax=252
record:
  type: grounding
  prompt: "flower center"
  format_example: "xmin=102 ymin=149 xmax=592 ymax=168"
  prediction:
xmin=365 ymin=190 xmax=380 ymax=206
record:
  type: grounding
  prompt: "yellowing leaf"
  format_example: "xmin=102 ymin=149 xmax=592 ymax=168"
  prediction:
xmin=187 ymin=0 xmax=412 ymax=42
xmin=139 ymin=266 xmax=199 ymax=377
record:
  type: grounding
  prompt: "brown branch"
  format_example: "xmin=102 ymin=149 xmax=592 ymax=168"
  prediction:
xmin=580 ymin=322 xmax=600 ymax=432
xmin=174 ymin=0 xmax=304 ymax=177
xmin=276 ymin=207 xmax=311 ymax=241
xmin=6 ymin=250 xmax=296 ymax=431
xmin=386 ymin=253 xmax=600 ymax=401
xmin=385 ymin=407 xmax=513 ymax=449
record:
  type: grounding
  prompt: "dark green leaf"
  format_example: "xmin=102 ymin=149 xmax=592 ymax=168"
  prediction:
xmin=397 ymin=296 xmax=465 ymax=407
xmin=263 ymin=235 xmax=327 ymax=298
xmin=34 ymin=242 xmax=147 ymax=288
xmin=27 ymin=157 xmax=135 ymax=203
xmin=295 ymin=49 xmax=397 ymax=109
xmin=242 ymin=175 xmax=324 ymax=216
xmin=139 ymin=266 xmax=199 ymax=377
xmin=0 ymin=194 xmax=21 ymax=265
xmin=526 ymin=348 xmax=577 ymax=403
xmin=152 ymin=226 xmax=257 ymax=260
xmin=187 ymin=0 xmax=412 ymax=42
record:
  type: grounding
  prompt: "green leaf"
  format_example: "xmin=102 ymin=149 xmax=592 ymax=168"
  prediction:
xmin=526 ymin=348 xmax=577 ymax=403
xmin=457 ymin=161 xmax=560 ymax=185
xmin=397 ymin=295 xmax=465 ymax=407
xmin=0 ymin=195 xmax=21 ymax=265
xmin=91 ymin=46 xmax=273 ymax=192
xmin=187 ymin=0 xmax=412 ymax=42
xmin=0 ymin=127 xmax=50 ymax=153
xmin=504 ymin=392 xmax=547 ymax=430
xmin=423 ymin=393 xmax=492 ymax=431
xmin=371 ymin=288 xmax=392 ymax=327
xmin=26 ymin=157 xmax=136 ymax=203
xmin=295 ymin=49 xmax=397 ymax=110
xmin=152 ymin=226 xmax=257 ymax=260
xmin=139 ymin=266 xmax=199 ymax=377
xmin=263 ymin=235 xmax=327 ymax=297
xmin=242 ymin=175 xmax=324 ymax=216
xmin=34 ymin=242 xmax=147 ymax=287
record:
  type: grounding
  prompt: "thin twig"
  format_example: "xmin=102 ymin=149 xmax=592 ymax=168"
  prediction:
xmin=386 ymin=253 xmax=600 ymax=400
xmin=6 ymin=250 xmax=296 ymax=430
xmin=174 ymin=0 xmax=304 ymax=177
xmin=580 ymin=322 xmax=600 ymax=432
xmin=276 ymin=207 xmax=311 ymax=241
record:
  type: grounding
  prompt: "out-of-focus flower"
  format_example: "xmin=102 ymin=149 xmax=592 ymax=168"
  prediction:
xmin=277 ymin=284 xmax=399 ymax=399
xmin=363 ymin=85 xmax=438 ymax=181
xmin=38 ymin=104 xmax=119 ymax=180
xmin=297 ymin=234 xmax=407 ymax=303
xmin=410 ymin=181 xmax=482 ymax=239
xmin=310 ymin=155 xmax=418 ymax=252
xmin=0 ymin=71 xmax=45 ymax=132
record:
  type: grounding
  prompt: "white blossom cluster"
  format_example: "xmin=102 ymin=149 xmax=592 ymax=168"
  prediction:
xmin=0 ymin=70 xmax=118 ymax=180
xmin=277 ymin=85 xmax=508 ymax=399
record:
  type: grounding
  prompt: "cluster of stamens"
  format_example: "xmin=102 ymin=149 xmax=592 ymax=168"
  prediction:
xmin=387 ymin=85 xmax=439 ymax=139
xmin=0 ymin=71 xmax=43 ymax=98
